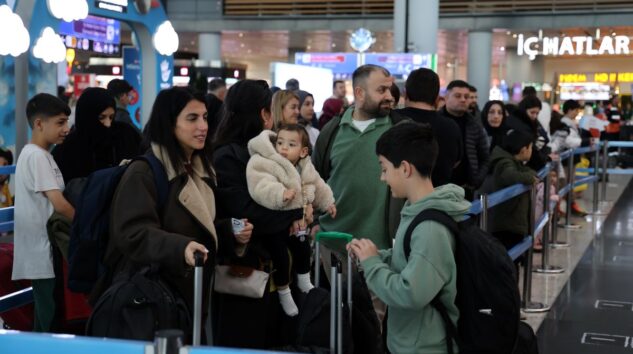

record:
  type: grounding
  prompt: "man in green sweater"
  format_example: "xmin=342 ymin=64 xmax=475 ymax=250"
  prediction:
xmin=313 ymin=64 xmax=405 ymax=249
xmin=348 ymin=122 xmax=471 ymax=354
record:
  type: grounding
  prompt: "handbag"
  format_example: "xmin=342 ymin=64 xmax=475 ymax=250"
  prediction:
xmin=214 ymin=264 xmax=269 ymax=299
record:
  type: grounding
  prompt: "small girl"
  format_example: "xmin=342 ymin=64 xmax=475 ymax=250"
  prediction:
xmin=246 ymin=124 xmax=336 ymax=316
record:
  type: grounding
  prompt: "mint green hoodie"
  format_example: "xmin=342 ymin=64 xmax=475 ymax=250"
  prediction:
xmin=361 ymin=184 xmax=471 ymax=354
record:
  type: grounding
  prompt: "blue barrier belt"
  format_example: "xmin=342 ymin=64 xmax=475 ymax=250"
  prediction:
xmin=559 ymin=149 xmax=574 ymax=161
xmin=574 ymin=146 xmax=599 ymax=155
xmin=508 ymin=236 xmax=533 ymax=261
xmin=0 ymin=165 xmax=16 ymax=175
xmin=608 ymin=141 xmax=633 ymax=148
xmin=0 ymin=287 xmax=33 ymax=313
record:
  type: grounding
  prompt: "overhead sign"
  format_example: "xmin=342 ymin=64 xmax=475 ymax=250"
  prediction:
xmin=363 ymin=53 xmax=436 ymax=77
xmin=559 ymin=72 xmax=633 ymax=84
xmin=295 ymin=53 xmax=358 ymax=79
xmin=59 ymin=15 xmax=121 ymax=44
xmin=518 ymin=34 xmax=630 ymax=60
xmin=96 ymin=0 xmax=128 ymax=13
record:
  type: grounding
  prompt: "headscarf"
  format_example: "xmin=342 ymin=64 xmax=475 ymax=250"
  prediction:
xmin=296 ymin=90 xmax=317 ymax=128
xmin=74 ymin=87 xmax=116 ymax=142
xmin=319 ymin=98 xmax=344 ymax=130
xmin=481 ymin=100 xmax=508 ymax=152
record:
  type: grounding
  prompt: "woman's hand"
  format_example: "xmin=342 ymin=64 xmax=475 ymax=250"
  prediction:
xmin=291 ymin=219 xmax=307 ymax=235
xmin=184 ymin=241 xmax=208 ymax=266
xmin=234 ymin=219 xmax=253 ymax=244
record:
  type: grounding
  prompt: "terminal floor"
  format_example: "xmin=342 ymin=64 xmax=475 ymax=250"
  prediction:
xmin=529 ymin=175 xmax=633 ymax=353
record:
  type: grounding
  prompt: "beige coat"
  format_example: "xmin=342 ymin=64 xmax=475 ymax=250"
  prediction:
xmin=246 ymin=130 xmax=335 ymax=212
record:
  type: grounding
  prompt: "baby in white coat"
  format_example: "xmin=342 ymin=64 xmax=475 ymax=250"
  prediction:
xmin=246 ymin=124 xmax=336 ymax=316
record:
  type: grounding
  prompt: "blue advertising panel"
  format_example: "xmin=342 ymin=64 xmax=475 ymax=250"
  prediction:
xmin=123 ymin=46 xmax=142 ymax=130
xmin=295 ymin=52 xmax=358 ymax=80
xmin=363 ymin=53 xmax=436 ymax=77
xmin=59 ymin=15 xmax=121 ymax=44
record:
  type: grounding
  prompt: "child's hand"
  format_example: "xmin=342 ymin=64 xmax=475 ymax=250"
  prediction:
xmin=346 ymin=239 xmax=378 ymax=262
xmin=326 ymin=204 xmax=337 ymax=218
xmin=283 ymin=189 xmax=296 ymax=202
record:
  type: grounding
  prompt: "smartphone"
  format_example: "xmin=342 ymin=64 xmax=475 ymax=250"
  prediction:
xmin=231 ymin=218 xmax=245 ymax=234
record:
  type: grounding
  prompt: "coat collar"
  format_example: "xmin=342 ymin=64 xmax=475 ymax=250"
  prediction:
xmin=151 ymin=143 xmax=218 ymax=248
xmin=151 ymin=143 xmax=210 ymax=181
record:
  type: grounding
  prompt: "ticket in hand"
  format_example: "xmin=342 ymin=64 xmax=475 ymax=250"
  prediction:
xmin=231 ymin=218 xmax=245 ymax=234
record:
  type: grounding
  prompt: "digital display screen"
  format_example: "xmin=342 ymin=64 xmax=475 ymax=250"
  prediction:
xmin=59 ymin=15 xmax=121 ymax=45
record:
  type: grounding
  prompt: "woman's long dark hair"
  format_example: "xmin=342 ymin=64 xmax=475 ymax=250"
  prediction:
xmin=213 ymin=79 xmax=272 ymax=148
xmin=481 ymin=100 xmax=508 ymax=152
xmin=517 ymin=96 xmax=542 ymax=135
xmin=144 ymin=87 xmax=214 ymax=178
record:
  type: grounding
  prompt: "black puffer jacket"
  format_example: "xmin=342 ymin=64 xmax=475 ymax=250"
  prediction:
xmin=440 ymin=107 xmax=490 ymax=189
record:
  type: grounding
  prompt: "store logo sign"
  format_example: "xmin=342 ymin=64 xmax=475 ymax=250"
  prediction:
xmin=517 ymin=34 xmax=630 ymax=60
xmin=349 ymin=28 xmax=375 ymax=53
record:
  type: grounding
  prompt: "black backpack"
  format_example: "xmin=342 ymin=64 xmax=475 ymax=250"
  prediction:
xmin=403 ymin=209 xmax=521 ymax=354
xmin=67 ymin=154 xmax=169 ymax=293
xmin=86 ymin=265 xmax=191 ymax=341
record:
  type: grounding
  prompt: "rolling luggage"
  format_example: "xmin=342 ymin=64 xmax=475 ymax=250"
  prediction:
xmin=312 ymin=232 xmax=353 ymax=354
xmin=0 ymin=243 xmax=34 ymax=331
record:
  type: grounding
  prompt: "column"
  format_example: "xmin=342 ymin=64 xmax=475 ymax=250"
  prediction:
xmin=468 ymin=31 xmax=493 ymax=108
xmin=393 ymin=0 xmax=438 ymax=54
xmin=198 ymin=33 xmax=222 ymax=67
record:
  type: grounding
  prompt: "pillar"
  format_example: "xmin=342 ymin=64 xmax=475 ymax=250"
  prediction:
xmin=468 ymin=31 xmax=493 ymax=108
xmin=393 ymin=0 xmax=438 ymax=54
xmin=198 ymin=33 xmax=222 ymax=67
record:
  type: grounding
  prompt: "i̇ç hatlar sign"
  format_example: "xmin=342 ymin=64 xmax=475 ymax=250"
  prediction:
xmin=517 ymin=34 xmax=630 ymax=60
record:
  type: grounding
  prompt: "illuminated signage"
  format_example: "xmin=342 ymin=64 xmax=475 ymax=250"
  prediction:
xmin=518 ymin=34 xmax=630 ymax=60
xmin=295 ymin=53 xmax=359 ymax=79
xmin=95 ymin=0 xmax=128 ymax=13
xmin=559 ymin=72 xmax=633 ymax=84
xmin=364 ymin=53 xmax=437 ymax=77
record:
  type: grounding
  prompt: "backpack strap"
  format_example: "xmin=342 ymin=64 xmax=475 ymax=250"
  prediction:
xmin=402 ymin=208 xmax=460 ymax=354
xmin=403 ymin=209 xmax=458 ymax=261
xmin=134 ymin=154 xmax=169 ymax=210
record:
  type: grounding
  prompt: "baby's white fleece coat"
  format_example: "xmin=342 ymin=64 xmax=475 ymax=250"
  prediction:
xmin=246 ymin=130 xmax=335 ymax=212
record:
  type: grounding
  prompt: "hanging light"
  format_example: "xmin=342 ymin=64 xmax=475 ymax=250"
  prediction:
xmin=0 ymin=5 xmax=30 ymax=57
xmin=153 ymin=21 xmax=179 ymax=56
xmin=33 ymin=27 xmax=66 ymax=63
xmin=47 ymin=0 xmax=88 ymax=22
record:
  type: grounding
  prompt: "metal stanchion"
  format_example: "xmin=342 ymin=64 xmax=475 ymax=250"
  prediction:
xmin=523 ymin=184 xmax=550 ymax=313
xmin=591 ymin=146 xmax=607 ymax=216
xmin=563 ymin=151 xmax=581 ymax=230
xmin=534 ymin=167 xmax=565 ymax=274
xmin=601 ymin=142 xmax=608 ymax=202
xmin=479 ymin=194 xmax=488 ymax=231
xmin=550 ymin=160 xmax=570 ymax=248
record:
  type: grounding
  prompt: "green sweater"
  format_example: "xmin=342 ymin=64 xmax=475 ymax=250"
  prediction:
xmin=318 ymin=108 xmax=394 ymax=249
xmin=362 ymin=184 xmax=471 ymax=354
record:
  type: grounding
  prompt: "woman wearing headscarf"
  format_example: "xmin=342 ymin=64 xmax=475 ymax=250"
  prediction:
xmin=481 ymin=100 xmax=509 ymax=152
xmin=52 ymin=87 xmax=141 ymax=183
xmin=318 ymin=98 xmax=344 ymax=130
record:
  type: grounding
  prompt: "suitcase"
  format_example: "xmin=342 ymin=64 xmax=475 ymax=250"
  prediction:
xmin=313 ymin=232 xmax=353 ymax=354
xmin=0 ymin=243 xmax=34 ymax=331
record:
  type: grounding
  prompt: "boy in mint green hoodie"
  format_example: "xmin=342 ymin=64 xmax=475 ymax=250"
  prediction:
xmin=348 ymin=122 xmax=471 ymax=354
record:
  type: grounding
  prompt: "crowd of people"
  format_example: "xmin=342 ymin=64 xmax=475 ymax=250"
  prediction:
xmin=6 ymin=63 xmax=628 ymax=353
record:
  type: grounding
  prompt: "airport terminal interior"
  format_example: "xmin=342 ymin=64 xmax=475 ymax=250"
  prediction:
xmin=3 ymin=1 xmax=633 ymax=353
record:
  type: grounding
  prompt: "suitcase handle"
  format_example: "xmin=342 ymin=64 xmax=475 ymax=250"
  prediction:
xmin=315 ymin=231 xmax=353 ymax=243
xmin=194 ymin=251 xmax=204 ymax=267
